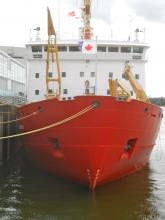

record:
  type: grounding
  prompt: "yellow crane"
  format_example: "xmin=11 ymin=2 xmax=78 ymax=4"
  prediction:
xmin=109 ymin=63 xmax=150 ymax=103
xmin=124 ymin=63 xmax=150 ymax=103
xmin=109 ymin=78 xmax=131 ymax=100
xmin=45 ymin=8 xmax=61 ymax=99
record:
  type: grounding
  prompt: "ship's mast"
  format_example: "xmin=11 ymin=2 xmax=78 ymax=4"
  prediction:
xmin=81 ymin=0 xmax=93 ymax=40
xmin=46 ymin=8 xmax=61 ymax=98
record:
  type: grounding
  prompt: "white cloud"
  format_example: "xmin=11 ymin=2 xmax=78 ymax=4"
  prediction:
xmin=126 ymin=0 xmax=165 ymax=23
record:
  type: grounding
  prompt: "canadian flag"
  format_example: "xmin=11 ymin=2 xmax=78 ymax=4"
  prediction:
xmin=82 ymin=41 xmax=97 ymax=54
xmin=68 ymin=11 xmax=76 ymax=17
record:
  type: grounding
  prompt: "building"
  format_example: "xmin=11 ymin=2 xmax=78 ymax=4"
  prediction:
xmin=0 ymin=49 xmax=26 ymax=106
xmin=0 ymin=49 xmax=27 ymax=165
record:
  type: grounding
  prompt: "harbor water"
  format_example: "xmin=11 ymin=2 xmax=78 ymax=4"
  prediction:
xmin=0 ymin=108 xmax=164 ymax=220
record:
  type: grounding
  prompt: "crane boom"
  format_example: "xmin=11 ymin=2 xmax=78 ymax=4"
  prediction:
xmin=124 ymin=63 xmax=150 ymax=103
xmin=109 ymin=79 xmax=131 ymax=100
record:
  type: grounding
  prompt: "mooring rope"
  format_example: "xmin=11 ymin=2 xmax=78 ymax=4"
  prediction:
xmin=0 ymin=111 xmax=39 ymax=125
xmin=0 ymin=102 xmax=98 ymax=140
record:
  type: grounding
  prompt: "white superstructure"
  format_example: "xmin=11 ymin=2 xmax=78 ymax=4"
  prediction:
xmin=25 ymin=39 xmax=149 ymax=102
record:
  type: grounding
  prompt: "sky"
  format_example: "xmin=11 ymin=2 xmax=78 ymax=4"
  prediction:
xmin=0 ymin=0 xmax=165 ymax=97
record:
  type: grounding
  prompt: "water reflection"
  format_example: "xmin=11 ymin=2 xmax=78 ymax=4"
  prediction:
xmin=0 ymin=108 xmax=164 ymax=220
xmin=0 ymin=161 xmax=23 ymax=220
xmin=0 ymin=154 xmax=162 ymax=220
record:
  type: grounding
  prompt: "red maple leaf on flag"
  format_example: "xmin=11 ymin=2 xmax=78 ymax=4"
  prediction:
xmin=85 ymin=44 xmax=93 ymax=51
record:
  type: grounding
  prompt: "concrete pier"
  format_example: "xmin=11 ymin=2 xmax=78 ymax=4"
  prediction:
xmin=0 ymin=105 xmax=18 ymax=165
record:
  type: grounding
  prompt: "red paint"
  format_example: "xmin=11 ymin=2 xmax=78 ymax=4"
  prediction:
xmin=18 ymin=96 xmax=162 ymax=189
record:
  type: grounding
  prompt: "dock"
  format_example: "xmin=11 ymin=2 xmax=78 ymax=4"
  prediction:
xmin=0 ymin=97 xmax=27 ymax=165
xmin=0 ymin=48 xmax=27 ymax=165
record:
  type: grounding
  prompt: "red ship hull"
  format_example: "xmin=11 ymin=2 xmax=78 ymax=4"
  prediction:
xmin=18 ymin=96 xmax=162 ymax=189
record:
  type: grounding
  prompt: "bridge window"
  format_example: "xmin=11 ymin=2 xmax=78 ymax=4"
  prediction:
xmin=108 ymin=46 xmax=119 ymax=52
xmin=121 ymin=47 xmax=131 ymax=53
xmin=69 ymin=46 xmax=79 ymax=51
xmin=97 ymin=46 xmax=106 ymax=52
xmin=91 ymin=72 xmax=95 ymax=77
xmin=58 ymin=46 xmax=67 ymax=51
xmin=32 ymin=46 xmax=42 ymax=53
xmin=133 ymin=47 xmax=143 ymax=53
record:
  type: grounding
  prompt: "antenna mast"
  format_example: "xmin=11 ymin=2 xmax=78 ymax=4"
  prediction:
xmin=81 ymin=0 xmax=93 ymax=39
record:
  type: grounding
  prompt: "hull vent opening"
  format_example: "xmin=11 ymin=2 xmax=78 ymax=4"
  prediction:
xmin=125 ymin=138 xmax=137 ymax=152
xmin=122 ymin=138 xmax=138 ymax=159
xmin=51 ymin=138 xmax=60 ymax=150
